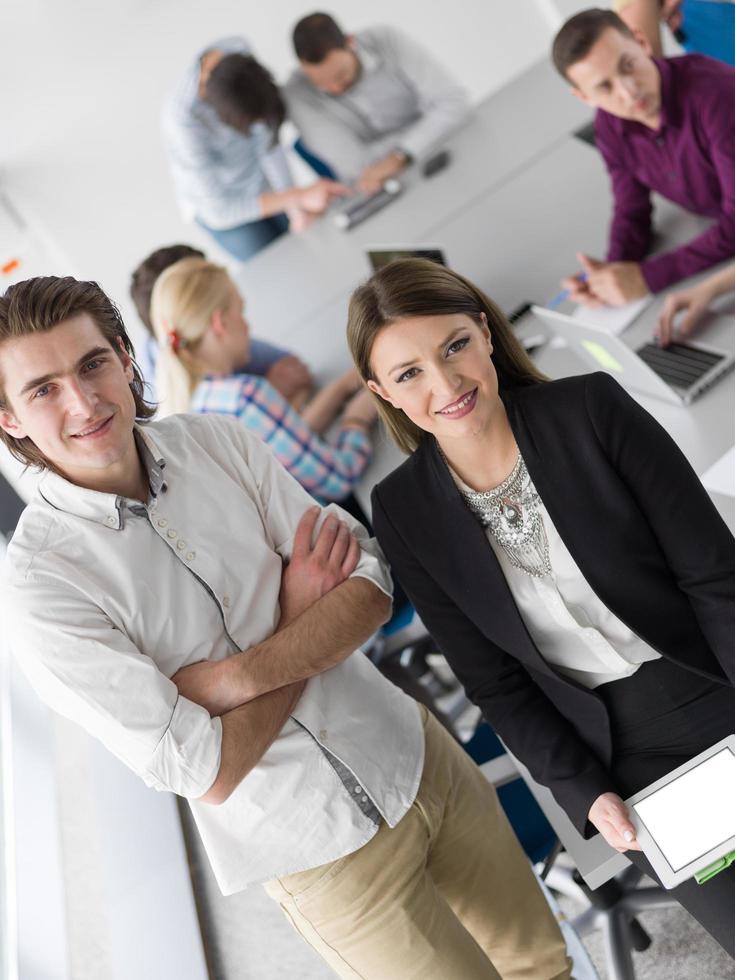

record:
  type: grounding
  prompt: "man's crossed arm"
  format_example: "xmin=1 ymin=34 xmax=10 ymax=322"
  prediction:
xmin=173 ymin=507 xmax=392 ymax=804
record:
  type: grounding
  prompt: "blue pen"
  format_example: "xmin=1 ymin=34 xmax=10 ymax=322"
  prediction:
xmin=547 ymin=272 xmax=589 ymax=309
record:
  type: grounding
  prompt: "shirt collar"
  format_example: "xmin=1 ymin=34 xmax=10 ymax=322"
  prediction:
xmin=37 ymin=424 xmax=167 ymax=530
xmin=653 ymin=57 xmax=681 ymax=131
xmin=351 ymin=34 xmax=381 ymax=77
xmin=600 ymin=57 xmax=680 ymax=137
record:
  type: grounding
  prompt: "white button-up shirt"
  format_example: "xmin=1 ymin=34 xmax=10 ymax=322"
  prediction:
xmin=3 ymin=415 xmax=424 ymax=892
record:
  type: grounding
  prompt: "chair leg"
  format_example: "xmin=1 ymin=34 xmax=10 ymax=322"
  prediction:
xmin=539 ymin=838 xmax=563 ymax=880
xmin=602 ymin=909 xmax=638 ymax=980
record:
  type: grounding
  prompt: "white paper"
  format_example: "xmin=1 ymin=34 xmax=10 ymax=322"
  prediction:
xmin=633 ymin=749 xmax=735 ymax=871
xmin=571 ymin=296 xmax=651 ymax=336
xmin=701 ymin=445 xmax=735 ymax=499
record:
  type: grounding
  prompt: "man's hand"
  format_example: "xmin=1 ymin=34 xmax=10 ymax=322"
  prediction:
xmin=287 ymin=208 xmax=317 ymax=233
xmin=575 ymin=254 xmax=649 ymax=307
xmin=656 ymin=282 xmax=713 ymax=346
xmin=662 ymin=0 xmax=684 ymax=32
xmin=295 ymin=178 xmax=351 ymax=215
xmin=265 ymin=355 xmax=313 ymax=404
xmin=588 ymin=792 xmax=642 ymax=852
xmin=560 ymin=271 xmax=602 ymax=307
xmin=279 ymin=507 xmax=361 ymax=626
xmin=358 ymin=151 xmax=408 ymax=194
xmin=172 ymin=658 xmax=235 ymax=717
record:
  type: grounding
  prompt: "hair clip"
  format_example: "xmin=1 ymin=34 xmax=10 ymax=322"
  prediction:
xmin=161 ymin=318 xmax=186 ymax=353
xmin=166 ymin=326 xmax=184 ymax=353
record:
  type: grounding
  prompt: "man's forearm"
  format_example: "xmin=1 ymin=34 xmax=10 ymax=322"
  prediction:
xmin=198 ymin=680 xmax=304 ymax=805
xmin=259 ymin=188 xmax=299 ymax=218
xmin=227 ymin=577 xmax=391 ymax=706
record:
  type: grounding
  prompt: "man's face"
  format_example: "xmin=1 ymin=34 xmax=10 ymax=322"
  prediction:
xmin=0 ymin=314 xmax=139 ymax=490
xmin=567 ymin=27 xmax=661 ymax=125
xmin=301 ymin=42 xmax=360 ymax=96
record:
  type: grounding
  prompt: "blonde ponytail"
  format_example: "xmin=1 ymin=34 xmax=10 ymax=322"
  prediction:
xmin=150 ymin=257 xmax=232 ymax=417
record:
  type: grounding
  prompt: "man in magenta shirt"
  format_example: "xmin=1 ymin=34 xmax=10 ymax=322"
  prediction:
xmin=552 ymin=8 xmax=735 ymax=307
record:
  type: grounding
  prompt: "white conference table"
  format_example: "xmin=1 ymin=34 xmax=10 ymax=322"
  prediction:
xmin=250 ymin=125 xmax=734 ymax=530
xmin=235 ymin=57 xmax=594 ymax=336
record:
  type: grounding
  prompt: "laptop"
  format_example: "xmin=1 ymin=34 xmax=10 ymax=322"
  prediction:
xmin=532 ymin=305 xmax=735 ymax=406
xmin=366 ymin=245 xmax=447 ymax=272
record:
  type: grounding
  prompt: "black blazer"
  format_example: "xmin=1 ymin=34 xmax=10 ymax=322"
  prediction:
xmin=372 ymin=372 xmax=735 ymax=834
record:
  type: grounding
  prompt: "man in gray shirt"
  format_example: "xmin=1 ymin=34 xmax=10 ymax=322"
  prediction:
xmin=284 ymin=14 xmax=471 ymax=192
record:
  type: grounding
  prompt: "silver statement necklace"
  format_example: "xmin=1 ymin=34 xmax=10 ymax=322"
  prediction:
xmin=447 ymin=451 xmax=552 ymax=579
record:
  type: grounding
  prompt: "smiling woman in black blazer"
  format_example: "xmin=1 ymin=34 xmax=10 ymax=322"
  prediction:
xmin=347 ymin=258 xmax=735 ymax=957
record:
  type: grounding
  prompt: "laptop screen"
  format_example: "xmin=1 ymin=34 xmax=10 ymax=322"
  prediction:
xmin=367 ymin=247 xmax=446 ymax=272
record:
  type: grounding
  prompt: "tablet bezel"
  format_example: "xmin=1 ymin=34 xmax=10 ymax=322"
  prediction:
xmin=364 ymin=244 xmax=447 ymax=272
xmin=625 ymin=734 xmax=735 ymax=889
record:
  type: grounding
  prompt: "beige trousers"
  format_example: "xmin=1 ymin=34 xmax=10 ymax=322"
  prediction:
xmin=264 ymin=706 xmax=572 ymax=980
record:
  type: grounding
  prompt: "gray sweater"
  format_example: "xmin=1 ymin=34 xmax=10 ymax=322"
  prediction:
xmin=284 ymin=25 xmax=471 ymax=182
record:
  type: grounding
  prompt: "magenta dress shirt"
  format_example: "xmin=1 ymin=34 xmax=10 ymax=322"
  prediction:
xmin=594 ymin=55 xmax=735 ymax=292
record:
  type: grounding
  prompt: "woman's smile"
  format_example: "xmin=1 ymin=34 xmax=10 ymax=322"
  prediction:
xmin=435 ymin=387 xmax=478 ymax=418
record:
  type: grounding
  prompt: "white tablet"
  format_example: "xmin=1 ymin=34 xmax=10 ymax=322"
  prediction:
xmin=626 ymin=735 xmax=735 ymax=889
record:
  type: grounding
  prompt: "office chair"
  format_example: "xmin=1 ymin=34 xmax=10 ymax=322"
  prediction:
xmin=505 ymin=745 xmax=679 ymax=980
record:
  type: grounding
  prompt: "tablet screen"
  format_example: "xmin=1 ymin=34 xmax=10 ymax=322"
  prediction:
xmin=367 ymin=248 xmax=446 ymax=271
xmin=633 ymin=748 xmax=735 ymax=872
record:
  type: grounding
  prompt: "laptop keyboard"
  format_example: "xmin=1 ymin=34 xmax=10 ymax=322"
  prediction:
xmin=636 ymin=342 xmax=726 ymax=391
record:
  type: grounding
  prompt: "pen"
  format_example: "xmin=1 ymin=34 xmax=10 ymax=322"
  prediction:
xmin=547 ymin=272 xmax=589 ymax=309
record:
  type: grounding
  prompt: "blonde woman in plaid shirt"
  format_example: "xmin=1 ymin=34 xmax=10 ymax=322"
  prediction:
xmin=151 ymin=257 xmax=375 ymax=503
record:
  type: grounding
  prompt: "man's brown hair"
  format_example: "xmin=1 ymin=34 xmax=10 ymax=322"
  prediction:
xmin=552 ymin=8 xmax=633 ymax=82
xmin=205 ymin=53 xmax=285 ymax=137
xmin=130 ymin=244 xmax=205 ymax=335
xmin=0 ymin=276 xmax=155 ymax=469
xmin=293 ymin=13 xmax=347 ymax=64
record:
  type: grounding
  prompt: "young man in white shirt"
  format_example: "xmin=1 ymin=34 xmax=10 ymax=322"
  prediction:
xmin=284 ymin=13 xmax=471 ymax=192
xmin=0 ymin=275 xmax=571 ymax=980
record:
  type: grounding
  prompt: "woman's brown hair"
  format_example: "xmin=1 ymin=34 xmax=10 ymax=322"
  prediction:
xmin=347 ymin=258 xmax=545 ymax=454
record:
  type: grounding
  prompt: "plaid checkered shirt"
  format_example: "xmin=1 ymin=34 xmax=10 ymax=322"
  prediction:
xmin=192 ymin=373 xmax=372 ymax=502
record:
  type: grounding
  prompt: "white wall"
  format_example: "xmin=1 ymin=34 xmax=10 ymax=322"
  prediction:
xmin=2 ymin=0 xmax=570 ymax=347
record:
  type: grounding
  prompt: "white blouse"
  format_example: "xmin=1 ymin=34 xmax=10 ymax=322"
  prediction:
xmin=448 ymin=462 xmax=661 ymax=689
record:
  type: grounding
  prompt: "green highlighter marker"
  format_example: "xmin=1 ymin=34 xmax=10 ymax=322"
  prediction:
xmin=695 ymin=850 xmax=735 ymax=884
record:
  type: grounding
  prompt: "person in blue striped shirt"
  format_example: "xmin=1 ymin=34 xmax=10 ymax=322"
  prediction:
xmin=150 ymin=256 xmax=376 ymax=503
xmin=162 ymin=36 xmax=349 ymax=261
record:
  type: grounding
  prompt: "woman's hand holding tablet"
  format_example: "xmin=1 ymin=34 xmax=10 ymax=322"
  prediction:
xmin=588 ymin=791 xmax=643 ymax=853
xmin=624 ymin=736 xmax=735 ymax=889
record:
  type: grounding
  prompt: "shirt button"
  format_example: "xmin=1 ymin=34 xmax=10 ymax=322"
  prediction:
xmin=176 ymin=540 xmax=186 ymax=551
xmin=104 ymin=516 xmax=116 ymax=527
xmin=319 ymin=729 xmax=327 ymax=740
xmin=354 ymin=785 xmax=362 ymax=794
xmin=361 ymin=796 xmax=368 ymax=803
xmin=167 ymin=529 xmax=177 ymax=539
xmin=186 ymin=552 xmax=196 ymax=561
xmin=157 ymin=518 xmax=168 ymax=528
xmin=222 ymin=595 xmax=230 ymax=608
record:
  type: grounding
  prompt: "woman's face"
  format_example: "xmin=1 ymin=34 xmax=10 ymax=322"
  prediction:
xmin=367 ymin=313 xmax=501 ymax=445
xmin=220 ymin=283 xmax=251 ymax=369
